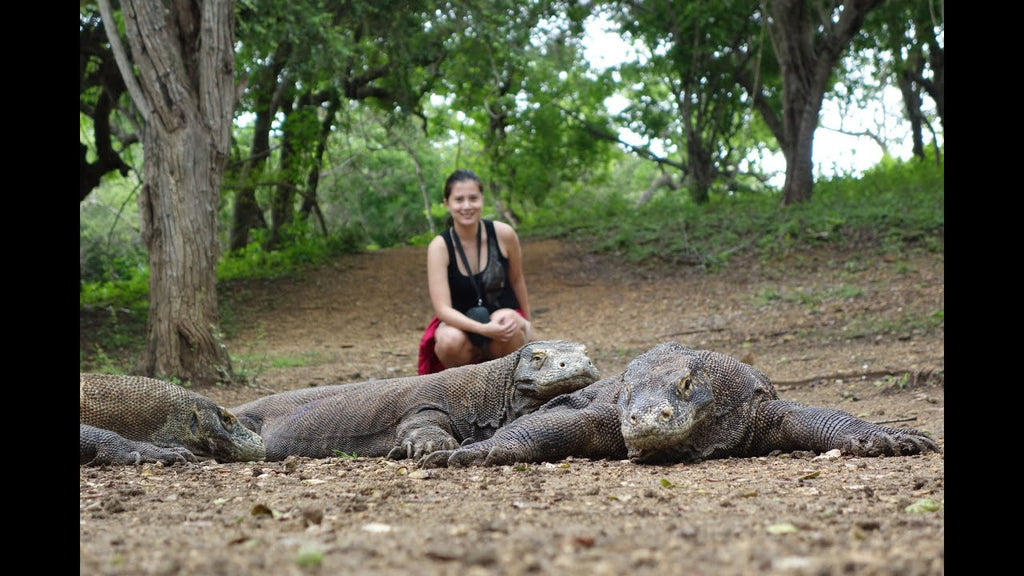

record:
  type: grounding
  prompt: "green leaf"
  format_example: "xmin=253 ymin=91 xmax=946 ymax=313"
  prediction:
xmin=295 ymin=546 xmax=323 ymax=568
xmin=905 ymin=498 xmax=941 ymax=513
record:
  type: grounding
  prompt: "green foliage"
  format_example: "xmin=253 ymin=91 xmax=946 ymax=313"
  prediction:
xmin=80 ymin=178 xmax=146 ymax=285
xmin=79 ymin=300 xmax=147 ymax=373
xmin=218 ymin=226 xmax=360 ymax=282
xmin=80 ymin=273 xmax=149 ymax=311
xmin=81 ymin=345 xmax=124 ymax=375
xmin=524 ymin=154 xmax=943 ymax=269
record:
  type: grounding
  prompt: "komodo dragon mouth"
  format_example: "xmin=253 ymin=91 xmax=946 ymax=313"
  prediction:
xmin=620 ymin=420 xmax=699 ymax=463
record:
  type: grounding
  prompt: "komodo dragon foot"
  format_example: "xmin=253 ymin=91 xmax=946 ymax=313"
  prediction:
xmin=80 ymin=424 xmax=198 ymax=466
xmin=836 ymin=426 xmax=940 ymax=457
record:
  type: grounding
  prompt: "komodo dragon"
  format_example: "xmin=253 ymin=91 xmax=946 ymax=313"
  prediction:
xmin=421 ymin=342 xmax=940 ymax=468
xmin=229 ymin=340 xmax=600 ymax=461
xmin=80 ymin=373 xmax=266 ymax=466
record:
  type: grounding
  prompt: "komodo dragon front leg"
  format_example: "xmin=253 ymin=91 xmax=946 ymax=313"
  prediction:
xmin=420 ymin=378 xmax=627 ymax=467
xmin=749 ymin=400 xmax=940 ymax=457
xmin=80 ymin=373 xmax=266 ymax=466
xmin=385 ymin=408 xmax=465 ymax=460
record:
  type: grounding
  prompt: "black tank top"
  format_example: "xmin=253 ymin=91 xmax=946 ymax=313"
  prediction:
xmin=442 ymin=219 xmax=520 ymax=313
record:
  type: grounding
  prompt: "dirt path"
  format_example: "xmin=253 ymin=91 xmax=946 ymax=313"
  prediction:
xmin=80 ymin=238 xmax=945 ymax=576
xmin=211 ymin=238 xmax=944 ymax=404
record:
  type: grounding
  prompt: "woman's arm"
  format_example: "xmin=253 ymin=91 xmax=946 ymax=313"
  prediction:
xmin=495 ymin=221 xmax=531 ymax=320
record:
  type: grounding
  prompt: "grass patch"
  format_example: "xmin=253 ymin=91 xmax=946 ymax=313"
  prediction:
xmin=752 ymin=283 xmax=865 ymax=309
xmin=843 ymin=307 xmax=945 ymax=339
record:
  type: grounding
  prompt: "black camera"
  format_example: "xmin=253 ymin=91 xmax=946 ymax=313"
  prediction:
xmin=465 ymin=306 xmax=491 ymax=348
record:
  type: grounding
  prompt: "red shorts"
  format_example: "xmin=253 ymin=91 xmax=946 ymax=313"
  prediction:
xmin=417 ymin=309 xmax=528 ymax=375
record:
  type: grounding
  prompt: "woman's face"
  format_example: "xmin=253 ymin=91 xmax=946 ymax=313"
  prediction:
xmin=445 ymin=181 xmax=484 ymax=227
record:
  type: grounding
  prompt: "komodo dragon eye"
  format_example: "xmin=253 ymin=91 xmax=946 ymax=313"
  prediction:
xmin=218 ymin=408 xmax=235 ymax=431
xmin=531 ymin=351 xmax=547 ymax=367
xmin=677 ymin=374 xmax=692 ymax=400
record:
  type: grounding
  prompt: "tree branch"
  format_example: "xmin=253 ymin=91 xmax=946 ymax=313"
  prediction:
xmin=97 ymin=0 xmax=152 ymax=124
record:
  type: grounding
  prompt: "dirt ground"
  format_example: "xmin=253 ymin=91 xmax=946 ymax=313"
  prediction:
xmin=79 ymin=237 xmax=945 ymax=576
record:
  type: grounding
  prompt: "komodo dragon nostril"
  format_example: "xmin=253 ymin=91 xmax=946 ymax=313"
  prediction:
xmin=660 ymin=407 xmax=673 ymax=420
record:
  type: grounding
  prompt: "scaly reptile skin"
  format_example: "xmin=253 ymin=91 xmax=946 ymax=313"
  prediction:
xmin=229 ymin=340 xmax=600 ymax=461
xmin=80 ymin=373 xmax=266 ymax=466
xmin=421 ymin=342 xmax=940 ymax=467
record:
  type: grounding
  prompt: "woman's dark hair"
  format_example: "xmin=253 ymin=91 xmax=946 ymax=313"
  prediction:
xmin=443 ymin=169 xmax=484 ymax=227
xmin=443 ymin=169 xmax=483 ymax=201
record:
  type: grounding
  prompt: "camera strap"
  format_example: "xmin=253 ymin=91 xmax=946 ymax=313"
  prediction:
xmin=452 ymin=221 xmax=485 ymax=307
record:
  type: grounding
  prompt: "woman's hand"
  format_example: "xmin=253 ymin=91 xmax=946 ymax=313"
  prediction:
xmin=485 ymin=310 xmax=522 ymax=343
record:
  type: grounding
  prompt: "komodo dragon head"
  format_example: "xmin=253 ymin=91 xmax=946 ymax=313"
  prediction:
xmin=184 ymin=396 xmax=267 ymax=463
xmin=80 ymin=373 xmax=266 ymax=463
xmin=508 ymin=340 xmax=601 ymax=417
xmin=614 ymin=342 xmax=717 ymax=463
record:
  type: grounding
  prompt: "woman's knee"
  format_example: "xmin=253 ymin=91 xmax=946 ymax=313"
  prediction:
xmin=434 ymin=325 xmax=475 ymax=366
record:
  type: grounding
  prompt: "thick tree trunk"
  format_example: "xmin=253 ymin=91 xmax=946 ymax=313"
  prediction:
xmin=103 ymin=0 xmax=237 ymax=384
xmin=137 ymin=124 xmax=233 ymax=383
xmin=778 ymin=106 xmax=818 ymax=206
xmin=767 ymin=0 xmax=882 ymax=206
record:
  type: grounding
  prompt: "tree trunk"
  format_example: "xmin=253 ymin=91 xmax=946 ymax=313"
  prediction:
xmin=767 ymin=0 xmax=882 ymax=206
xmin=228 ymin=103 xmax=274 ymax=252
xmin=685 ymin=135 xmax=713 ymax=205
xmin=267 ymin=98 xmax=299 ymax=251
xmin=229 ymin=45 xmax=290 ymax=252
xmin=102 ymin=0 xmax=237 ymax=385
xmin=298 ymin=94 xmax=340 ymax=236
xmin=897 ymin=62 xmax=926 ymax=160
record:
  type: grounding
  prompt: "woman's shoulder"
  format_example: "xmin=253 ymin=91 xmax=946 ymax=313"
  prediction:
xmin=489 ymin=219 xmax=519 ymax=239
xmin=427 ymin=232 xmax=450 ymax=254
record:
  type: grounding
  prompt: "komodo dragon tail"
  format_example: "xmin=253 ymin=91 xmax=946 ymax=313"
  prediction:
xmin=80 ymin=373 xmax=266 ymax=466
